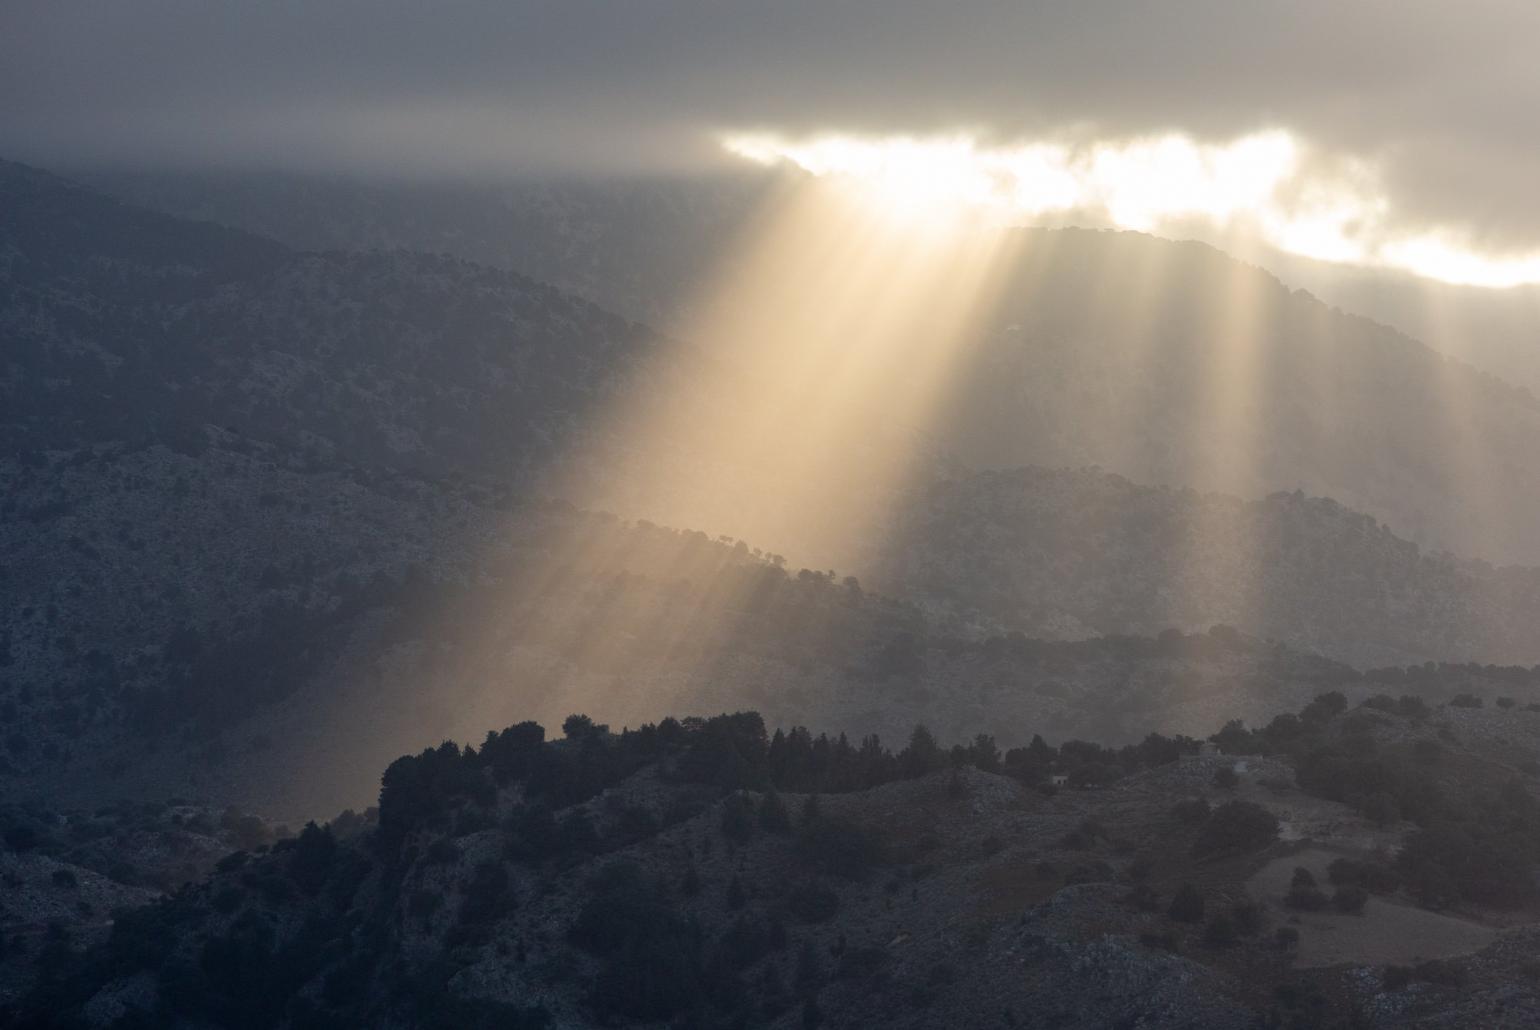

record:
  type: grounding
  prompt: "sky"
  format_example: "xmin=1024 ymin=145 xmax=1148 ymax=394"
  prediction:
xmin=5 ymin=1 xmax=1540 ymax=282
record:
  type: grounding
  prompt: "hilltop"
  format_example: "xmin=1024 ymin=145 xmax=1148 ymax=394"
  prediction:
xmin=866 ymin=465 xmax=1540 ymax=667
xmin=8 ymin=690 xmax=1540 ymax=1028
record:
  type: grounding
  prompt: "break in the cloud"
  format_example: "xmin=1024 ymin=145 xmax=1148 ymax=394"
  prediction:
xmin=724 ymin=130 xmax=1540 ymax=288
xmin=4 ymin=1 xmax=1540 ymax=282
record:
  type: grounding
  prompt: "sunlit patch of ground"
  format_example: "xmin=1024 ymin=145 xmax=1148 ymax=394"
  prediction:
xmin=1249 ymin=849 xmax=1496 ymax=969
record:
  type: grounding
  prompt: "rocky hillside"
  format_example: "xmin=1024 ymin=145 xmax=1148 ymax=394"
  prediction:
xmin=8 ymin=694 xmax=1540 ymax=1029
xmin=0 ymin=443 xmax=1387 ymax=820
xmin=866 ymin=466 xmax=1540 ymax=667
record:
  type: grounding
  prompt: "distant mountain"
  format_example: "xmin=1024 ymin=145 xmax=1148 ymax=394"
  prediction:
xmin=1 ymin=159 xmax=676 ymax=478
xmin=75 ymin=165 xmax=779 ymax=329
xmin=1 ymin=440 xmax=1375 ymax=819
xmin=75 ymin=166 xmax=1540 ymax=405
xmin=7 ymin=158 xmax=1540 ymax=821
xmin=911 ymin=229 xmax=1540 ymax=567
xmin=80 ymin=166 xmax=1540 ymax=566
xmin=865 ymin=465 xmax=1540 ymax=668
xmin=1250 ymin=244 xmax=1540 ymax=398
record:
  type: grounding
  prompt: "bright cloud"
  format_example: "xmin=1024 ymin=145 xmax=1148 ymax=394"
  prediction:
xmin=723 ymin=129 xmax=1540 ymax=288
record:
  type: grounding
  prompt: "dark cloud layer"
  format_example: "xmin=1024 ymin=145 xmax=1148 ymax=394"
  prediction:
xmin=3 ymin=1 xmax=1539 ymax=243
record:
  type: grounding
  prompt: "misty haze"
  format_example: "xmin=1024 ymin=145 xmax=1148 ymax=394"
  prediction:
xmin=5 ymin=4 xmax=1540 ymax=1028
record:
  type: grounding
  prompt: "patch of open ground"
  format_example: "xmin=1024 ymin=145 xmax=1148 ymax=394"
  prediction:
xmin=1249 ymin=849 xmax=1496 ymax=968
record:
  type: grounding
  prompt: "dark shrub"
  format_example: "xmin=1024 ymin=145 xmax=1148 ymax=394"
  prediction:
xmin=1062 ymin=860 xmax=1115 ymax=886
xmin=1203 ymin=914 xmax=1237 ymax=948
xmin=1193 ymin=801 xmax=1278 ymax=857
xmin=797 ymin=817 xmax=885 ymax=880
xmin=785 ymin=881 xmax=841 ymax=923
xmin=718 ymin=915 xmax=775 ymax=970
xmin=504 ymin=805 xmax=559 ymax=862
xmin=1168 ymin=883 xmax=1205 ymax=923
xmin=460 ymin=861 xmax=515 ymax=926
xmin=214 ymin=851 xmax=248 ymax=874
xmin=408 ymin=889 xmax=442 ymax=921
xmin=1124 ymin=883 xmax=1161 ymax=912
xmin=758 ymin=791 xmax=791 ymax=834
xmin=1332 ymin=885 xmax=1369 ymax=914
xmin=424 ymin=838 xmax=460 ymax=865
xmin=1170 ymin=798 xmax=1210 ymax=825
xmin=573 ymin=863 xmax=704 ymax=1021
xmin=591 ymin=936 xmax=702 ymax=1021
xmin=1232 ymin=899 xmax=1265 ymax=935
xmin=835 ymin=945 xmax=889 ymax=983
xmin=556 ymin=811 xmax=599 ymax=855
xmin=721 ymin=792 xmax=756 ymax=844
xmin=1413 ymin=959 xmax=1467 ymax=988
xmin=288 ymin=822 xmax=336 ymax=895
xmin=1328 ymin=857 xmax=1398 ymax=893
xmin=1410 ymin=739 xmax=1447 ymax=763
xmin=569 ymin=863 xmax=673 ymax=957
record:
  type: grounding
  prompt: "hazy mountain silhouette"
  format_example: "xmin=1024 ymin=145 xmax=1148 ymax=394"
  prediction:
xmin=866 ymin=465 xmax=1540 ymax=667
xmin=82 ymin=167 xmax=1540 ymax=566
xmin=6 ymin=158 xmax=1540 ymax=818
